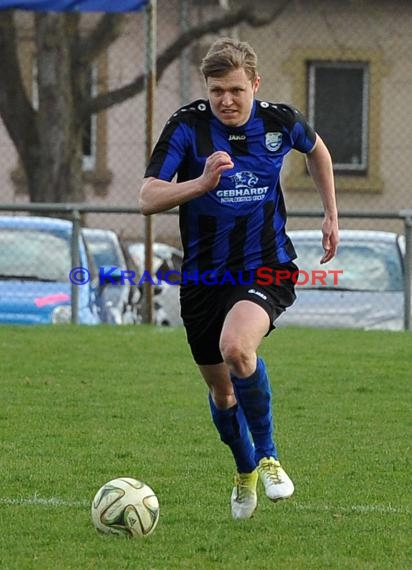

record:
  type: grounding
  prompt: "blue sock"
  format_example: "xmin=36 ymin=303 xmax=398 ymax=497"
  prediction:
xmin=231 ymin=357 xmax=278 ymax=462
xmin=208 ymin=393 xmax=256 ymax=473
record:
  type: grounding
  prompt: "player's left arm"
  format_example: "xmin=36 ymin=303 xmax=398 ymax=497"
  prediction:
xmin=305 ymin=134 xmax=339 ymax=264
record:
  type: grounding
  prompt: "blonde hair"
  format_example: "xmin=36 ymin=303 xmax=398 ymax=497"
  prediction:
xmin=200 ymin=37 xmax=258 ymax=82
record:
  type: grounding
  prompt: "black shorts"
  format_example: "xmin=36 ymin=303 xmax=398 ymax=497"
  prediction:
xmin=179 ymin=263 xmax=297 ymax=365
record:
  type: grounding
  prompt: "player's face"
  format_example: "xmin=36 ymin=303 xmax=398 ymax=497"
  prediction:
xmin=206 ymin=68 xmax=260 ymax=127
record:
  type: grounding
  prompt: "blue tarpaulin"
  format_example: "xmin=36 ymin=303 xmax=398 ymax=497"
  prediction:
xmin=0 ymin=0 xmax=149 ymax=11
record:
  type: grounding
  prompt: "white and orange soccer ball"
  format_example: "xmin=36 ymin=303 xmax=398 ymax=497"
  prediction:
xmin=91 ymin=477 xmax=160 ymax=538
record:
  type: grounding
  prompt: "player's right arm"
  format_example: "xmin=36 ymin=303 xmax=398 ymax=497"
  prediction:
xmin=139 ymin=151 xmax=234 ymax=216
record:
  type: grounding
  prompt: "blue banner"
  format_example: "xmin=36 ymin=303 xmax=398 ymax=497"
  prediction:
xmin=0 ymin=0 xmax=149 ymax=11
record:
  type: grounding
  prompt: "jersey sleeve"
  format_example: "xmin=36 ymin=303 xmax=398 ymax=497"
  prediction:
xmin=144 ymin=116 xmax=190 ymax=181
xmin=282 ymin=105 xmax=317 ymax=153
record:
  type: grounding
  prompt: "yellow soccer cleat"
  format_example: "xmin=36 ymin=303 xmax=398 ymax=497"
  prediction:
xmin=231 ymin=469 xmax=258 ymax=520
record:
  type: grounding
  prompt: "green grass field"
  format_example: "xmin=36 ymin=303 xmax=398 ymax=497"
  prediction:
xmin=0 ymin=325 xmax=410 ymax=570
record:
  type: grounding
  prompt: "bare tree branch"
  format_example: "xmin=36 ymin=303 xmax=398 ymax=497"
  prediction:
xmin=85 ymin=0 xmax=289 ymax=117
xmin=74 ymin=13 xmax=126 ymax=67
xmin=0 ymin=12 xmax=38 ymax=161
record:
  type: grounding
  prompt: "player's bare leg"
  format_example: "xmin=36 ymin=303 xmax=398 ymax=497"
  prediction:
xmin=221 ymin=301 xmax=294 ymax=504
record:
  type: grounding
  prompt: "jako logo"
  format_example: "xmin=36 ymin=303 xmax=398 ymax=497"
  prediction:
xmin=247 ymin=288 xmax=268 ymax=300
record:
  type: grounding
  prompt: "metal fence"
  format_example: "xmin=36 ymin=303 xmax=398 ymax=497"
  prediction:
xmin=0 ymin=203 xmax=411 ymax=330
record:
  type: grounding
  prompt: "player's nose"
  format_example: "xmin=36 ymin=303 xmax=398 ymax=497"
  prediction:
xmin=221 ymin=92 xmax=234 ymax=106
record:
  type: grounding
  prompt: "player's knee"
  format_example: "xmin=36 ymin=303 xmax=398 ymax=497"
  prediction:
xmin=220 ymin=339 xmax=252 ymax=377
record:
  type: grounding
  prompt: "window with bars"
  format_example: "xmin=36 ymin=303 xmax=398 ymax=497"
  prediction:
xmin=307 ymin=61 xmax=369 ymax=175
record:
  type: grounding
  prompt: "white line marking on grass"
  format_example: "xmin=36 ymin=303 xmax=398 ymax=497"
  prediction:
xmin=293 ymin=502 xmax=410 ymax=515
xmin=0 ymin=496 xmax=409 ymax=516
xmin=0 ymin=495 xmax=89 ymax=508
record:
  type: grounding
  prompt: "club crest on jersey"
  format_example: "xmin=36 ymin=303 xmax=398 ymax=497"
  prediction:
xmin=265 ymin=131 xmax=282 ymax=152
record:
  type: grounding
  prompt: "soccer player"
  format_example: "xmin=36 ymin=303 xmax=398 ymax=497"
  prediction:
xmin=139 ymin=38 xmax=339 ymax=519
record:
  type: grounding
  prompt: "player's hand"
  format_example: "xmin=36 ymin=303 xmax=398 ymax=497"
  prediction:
xmin=200 ymin=151 xmax=234 ymax=191
xmin=320 ymin=217 xmax=339 ymax=264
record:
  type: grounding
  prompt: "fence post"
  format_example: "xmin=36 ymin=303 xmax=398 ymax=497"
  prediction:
xmin=403 ymin=214 xmax=412 ymax=331
xmin=71 ymin=208 xmax=81 ymax=325
xmin=142 ymin=0 xmax=157 ymax=324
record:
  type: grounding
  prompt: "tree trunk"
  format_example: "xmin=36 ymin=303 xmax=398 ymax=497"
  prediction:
xmin=32 ymin=13 xmax=84 ymax=203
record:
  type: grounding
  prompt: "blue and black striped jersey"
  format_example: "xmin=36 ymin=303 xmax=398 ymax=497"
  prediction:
xmin=145 ymin=99 xmax=316 ymax=275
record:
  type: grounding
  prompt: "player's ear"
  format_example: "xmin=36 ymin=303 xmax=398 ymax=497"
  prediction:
xmin=252 ymin=75 xmax=261 ymax=94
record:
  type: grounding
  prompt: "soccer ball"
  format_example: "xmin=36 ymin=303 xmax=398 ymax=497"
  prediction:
xmin=91 ymin=477 xmax=160 ymax=538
